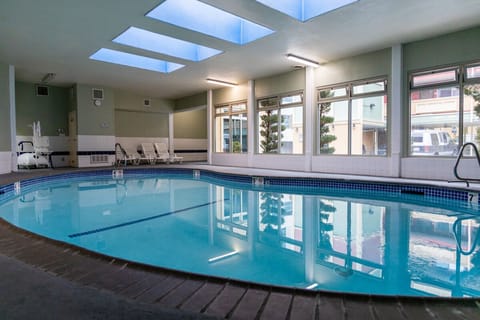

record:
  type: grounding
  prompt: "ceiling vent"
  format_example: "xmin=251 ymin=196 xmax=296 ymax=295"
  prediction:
xmin=92 ymin=88 xmax=104 ymax=100
xmin=36 ymin=85 xmax=49 ymax=96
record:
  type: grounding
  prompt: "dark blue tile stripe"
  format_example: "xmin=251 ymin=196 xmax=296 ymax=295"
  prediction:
xmin=1 ymin=168 xmax=477 ymax=206
xmin=68 ymin=198 xmax=227 ymax=238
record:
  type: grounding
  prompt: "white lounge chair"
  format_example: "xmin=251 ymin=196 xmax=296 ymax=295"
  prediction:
xmin=115 ymin=143 xmax=140 ymax=166
xmin=154 ymin=142 xmax=183 ymax=164
xmin=153 ymin=142 xmax=172 ymax=163
xmin=140 ymin=143 xmax=167 ymax=164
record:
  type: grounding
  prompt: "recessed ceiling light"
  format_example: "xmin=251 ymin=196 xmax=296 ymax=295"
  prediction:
xmin=257 ymin=0 xmax=358 ymax=22
xmin=146 ymin=0 xmax=274 ymax=45
xmin=286 ymin=54 xmax=319 ymax=68
xmin=90 ymin=48 xmax=184 ymax=73
xmin=206 ymin=78 xmax=238 ymax=87
xmin=113 ymin=27 xmax=222 ymax=61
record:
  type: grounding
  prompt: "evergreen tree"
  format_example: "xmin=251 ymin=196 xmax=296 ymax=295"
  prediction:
xmin=259 ymin=109 xmax=286 ymax=153
xmin=318 ymin=90 xmax=337 ymax=154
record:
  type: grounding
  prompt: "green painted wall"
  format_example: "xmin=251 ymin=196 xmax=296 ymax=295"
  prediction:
xmin=174 ymin=92 xmax=207 ymax=111
xmin=114 ymin=89 xmax=174 ymax=113
xmin=0 ymin=63 xmax=11 ymax=151
xmin=212 ymin=83 xmax=248 ymax=105
xmin=75 ymin=84 xmax=115 ymax=135
xmin=255 ymin=69 xmax=305 ymax=98
xmin=115 ymin=110 xmax=169 ymax=137
xmin=174 ymin=108 xmax=207 ymax=139
xmin=113 ymin=89 xmax=172 ymax=137
xmin=314 ymin=48 xmax=391 ymax=86
xmin=404 ymin=26 xmax=480 ymax=72
xmin=15 ymin=82 xmax=69 ymax=136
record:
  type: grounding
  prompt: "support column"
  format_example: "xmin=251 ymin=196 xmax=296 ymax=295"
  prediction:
xmin=168 ymin=112 xmax=174 ymax=155
xmin=247 ymin=80 xmax=255 ymax=167
xmin=390 ymin=44 xmax=403 ymax=177
xmin=207 ymin=89 xmax=213 ymax=164
xmin=304 ymin=67 xmax=314 ymax=172
xmin=9 ymin=65 xmax=17 ymax=172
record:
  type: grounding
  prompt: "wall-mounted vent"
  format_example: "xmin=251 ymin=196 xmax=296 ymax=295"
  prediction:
xmin=90 ymin=154 xmax=109 ymax=164
xmin=36 ymin=85 xmax=49 ymax=96
xmin=92 ymin=88 xmax=104 ymax=100
xmin=143 ymin=99 xmax=151 ymax=107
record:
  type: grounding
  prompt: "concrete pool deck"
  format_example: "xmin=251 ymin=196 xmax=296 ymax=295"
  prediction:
xmin=1 ymin=165 xmax=480 ymax=319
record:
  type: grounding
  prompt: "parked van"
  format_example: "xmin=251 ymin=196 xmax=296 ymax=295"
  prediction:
xmin=411 ymin=130 xmax=457 ymax=156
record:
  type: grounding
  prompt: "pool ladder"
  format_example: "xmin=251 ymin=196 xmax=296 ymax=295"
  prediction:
xmin=453 ymin=142 xmax=480 ymax=187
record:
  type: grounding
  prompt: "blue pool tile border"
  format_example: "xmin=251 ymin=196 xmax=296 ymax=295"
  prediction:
xmin=1 ymin=168 xmax=478 ymax=207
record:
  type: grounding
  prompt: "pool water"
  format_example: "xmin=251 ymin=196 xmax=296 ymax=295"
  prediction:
xmin=1 ymin=172 xmax=479 ymax=297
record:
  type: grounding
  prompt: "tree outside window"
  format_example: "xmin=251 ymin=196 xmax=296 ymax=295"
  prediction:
xmin=257 ymin=93 xmax=304 ymax=154
xmin=318 ymin=90 xmax=336 ymax=154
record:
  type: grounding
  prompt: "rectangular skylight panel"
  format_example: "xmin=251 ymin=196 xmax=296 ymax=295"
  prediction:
xmin=113 ymin=27 xmax=222 ymax=61
xmin=257 ymin=0 xmax=358 ymax=22
xmin=146 ymin=0 xmax=274 ymax=45
xmin=89 ymin=48 xmax=184 ymax=73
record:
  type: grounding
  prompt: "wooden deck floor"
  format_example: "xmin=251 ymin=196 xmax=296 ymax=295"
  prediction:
xmin=1 ymin=168 xmax=480 ymax=319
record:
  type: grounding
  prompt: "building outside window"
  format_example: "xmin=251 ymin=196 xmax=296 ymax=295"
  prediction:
xmin=409 ymin=62 xmax=480 ymax=156
xmin=214 ymin=101 xmax=247 ymax=153
xmin=317 ymin=78 xmax=388 ymax=156
xmin=257 ymin=92 xmax=303 ymax=154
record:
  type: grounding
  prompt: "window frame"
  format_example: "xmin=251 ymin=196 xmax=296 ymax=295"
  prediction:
xmin=316 ymin=77 xmax=388 ymax=156
xmin=214 ymin=100 xmax=248 ymax=153
xmin=256 ymin=91 xmax=305 ymax=155
xmin=408 ymin=61 xmax=480 ymax=157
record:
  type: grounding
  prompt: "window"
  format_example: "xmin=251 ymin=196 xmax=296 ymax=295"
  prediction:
xmin=409 ymin=62 xmax=480 ymax=156
xmin=257 ymin=93 xmax=304 ymax=154
xmin=214 ymin=101 xmax=247 ymax=153
xmin=317 ymin=78 xmax=388 ymax=156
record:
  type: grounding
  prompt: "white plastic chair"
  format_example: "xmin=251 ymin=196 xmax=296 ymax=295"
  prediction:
xmin=153 ymin=142 xmax=171 ymax=163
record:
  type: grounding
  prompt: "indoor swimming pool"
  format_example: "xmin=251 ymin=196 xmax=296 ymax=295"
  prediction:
xmin=0 ymin=168 xmax=479 ymax=297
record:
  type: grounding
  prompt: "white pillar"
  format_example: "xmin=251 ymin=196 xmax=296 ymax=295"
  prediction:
xmin=207 ymin=89 xmax=213 ymax=164
xmin=390 ymin=44 xmax=403 ymax=177
xmin=247 ymin=80 xmax=255 ymax=167
xmin=9 ymin=65 xmax=17 ymax=172
xmin=304 ymin=67 xmax=314 ymax=172
xmin=168 ymin=112 xmax=174 ymax=155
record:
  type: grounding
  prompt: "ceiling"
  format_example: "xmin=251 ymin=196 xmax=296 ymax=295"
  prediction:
xmin=1 ymin=0 xmax=480 ymax=100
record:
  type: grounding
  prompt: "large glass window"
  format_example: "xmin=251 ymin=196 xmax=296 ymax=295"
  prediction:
xmin=464 ymin=64 xmax=480 ymax=155
xmin=409 ymin=62 xmax=480 ymax=156
xmin=214 ymin=101 xmax=247 ymax=153
xmin=317 ymin=79 xmax=388 ymax=156
xmin=257 ymin=92 xmax=304 ymax=154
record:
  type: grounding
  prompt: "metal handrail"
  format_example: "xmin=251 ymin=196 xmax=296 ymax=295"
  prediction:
xmin=453 ymin=142 xmax=480 ymax=187
xmin=452 ymin=217 xmax=480 ymax=255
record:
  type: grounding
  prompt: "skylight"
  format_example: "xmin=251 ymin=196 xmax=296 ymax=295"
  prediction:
xmin=256 ymin=0 xmax=358 ymax=22
xmin=89 ymin=48 xmax=184 ymax=73
xmin=113 ymin=27 xmax=222 ymax=61
xmin=146 ymin=0 xmax=274 ymax=45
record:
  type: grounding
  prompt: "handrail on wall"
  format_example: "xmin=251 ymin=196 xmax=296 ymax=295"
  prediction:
xmin=453 ymin=142 xmax=480 ymax=187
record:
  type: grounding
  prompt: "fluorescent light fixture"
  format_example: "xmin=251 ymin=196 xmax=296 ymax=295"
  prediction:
xmin=113 ymin=27 xmax=222 ymax=61
xmin=206 ymin=78 xmax=238 ymax=87
xmin=208 ymin=250 xmax=238 ymax=263
xmin=146 ymin=0 xmax=274 ymax=45
xmin=286 ymin=54 xmax=319 ymax=67
xmin=306 ymin=283 xmax=319 ymax=289
xmin=256 ymin=0 xmax=358 ymax=22
xmin=41 ymin=73 xmax=56 ymax=84
xmin=90 ymin=48 xmax=184 ymax=73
